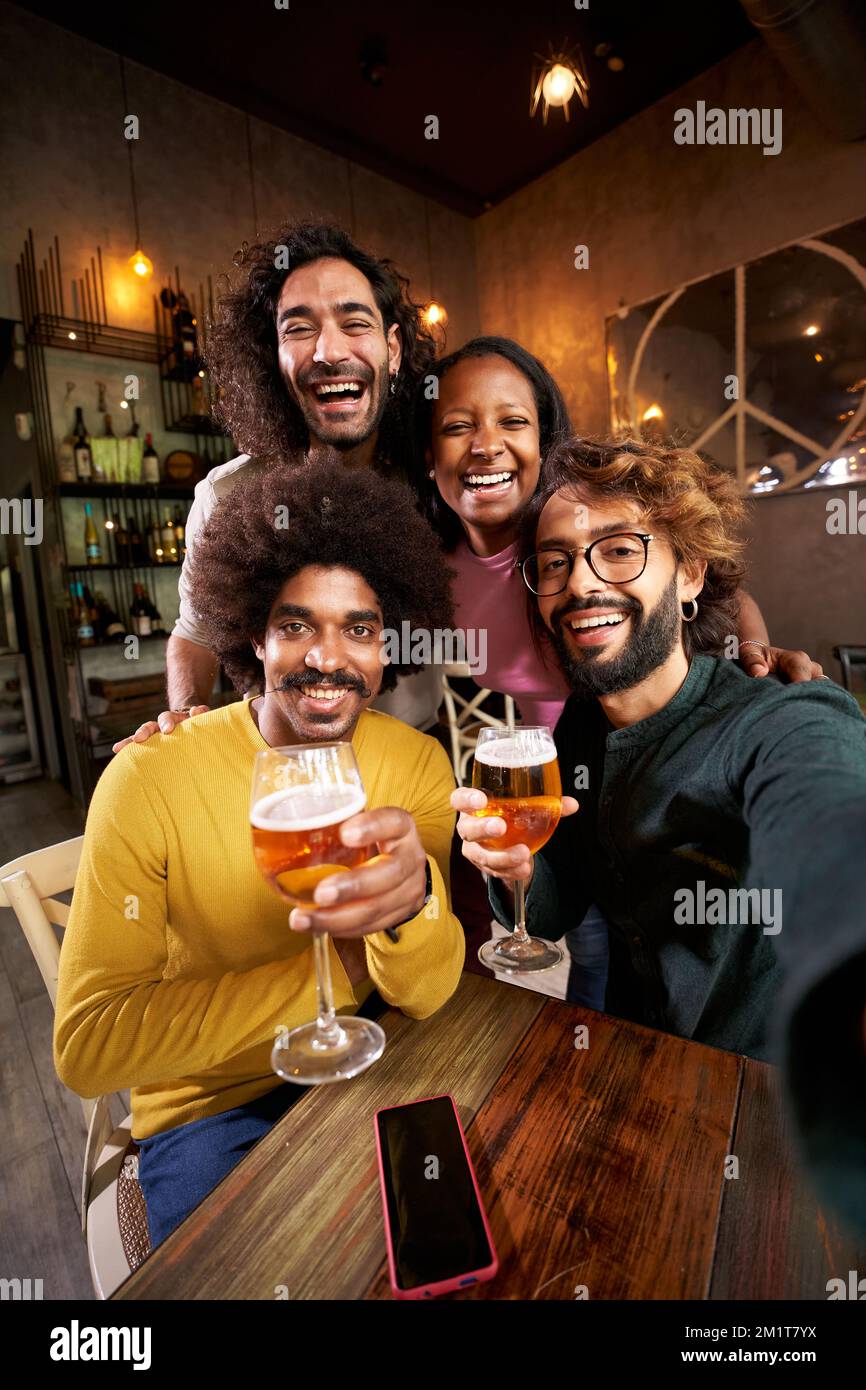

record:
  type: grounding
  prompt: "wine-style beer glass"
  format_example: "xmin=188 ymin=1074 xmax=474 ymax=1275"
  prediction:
xmin=472 ymin=725 xmax=563 ymax=973
xmin=250 ymin=743 xmax=385 ymax=1084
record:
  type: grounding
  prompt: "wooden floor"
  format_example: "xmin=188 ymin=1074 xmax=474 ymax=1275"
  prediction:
xmin=0 ymin=775 xmax=98 ymax=1300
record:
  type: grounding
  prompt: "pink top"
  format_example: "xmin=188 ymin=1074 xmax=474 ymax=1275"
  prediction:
xmin=449 ymin=538 xmax=571 ymax=731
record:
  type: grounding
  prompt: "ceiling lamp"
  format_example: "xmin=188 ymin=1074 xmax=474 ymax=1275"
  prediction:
xmin=121 ymin=57 xmax=153 ymax=282
xmin=531 ymin=44 xmax=589 ymax=124
xmin=128 ymin=248 xmax=153 ymax=280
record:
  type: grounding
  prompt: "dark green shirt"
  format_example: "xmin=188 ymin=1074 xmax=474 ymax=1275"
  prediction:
xmin=490 ymin=654 xmax=866 ymax=1235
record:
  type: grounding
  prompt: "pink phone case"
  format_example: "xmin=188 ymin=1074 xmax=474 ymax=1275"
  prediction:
xmin=374 ymin=1092 xmax=499 ymax=1300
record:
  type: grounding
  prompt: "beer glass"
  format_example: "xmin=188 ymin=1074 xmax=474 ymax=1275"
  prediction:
xmin=250 ymin=743 xmax=385 ymax=1084
xmin=471 ymin=725 xmax=563 ymax=973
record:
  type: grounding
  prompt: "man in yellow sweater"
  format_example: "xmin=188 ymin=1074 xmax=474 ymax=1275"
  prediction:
xmin=54 ymin=461 xmax=465 ymax=1247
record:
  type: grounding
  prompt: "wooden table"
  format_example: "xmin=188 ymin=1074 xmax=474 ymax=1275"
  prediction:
xmin=113 ymin=972 xmax=865 ymax=1300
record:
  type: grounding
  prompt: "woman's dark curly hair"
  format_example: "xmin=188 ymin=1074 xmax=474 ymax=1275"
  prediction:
xmin=205 ymin=221 xmax=437 ymax=479
xmin=187 ymin=460 xmax=455 ymax=694
xmin=519 ymin=435 xmax=748 ymax=660
xmin=411 ymin=336 xmax=573 ymax=551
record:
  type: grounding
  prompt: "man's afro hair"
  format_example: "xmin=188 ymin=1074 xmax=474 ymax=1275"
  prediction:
xmin=187 ymin=459 xmax=456 ymax=693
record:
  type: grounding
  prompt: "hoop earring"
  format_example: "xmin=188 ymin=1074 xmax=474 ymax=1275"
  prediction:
xmin=428 ymin=469 xmax=435 ymax=479
xmin=682 ymin=598 xmax=699 ymax=623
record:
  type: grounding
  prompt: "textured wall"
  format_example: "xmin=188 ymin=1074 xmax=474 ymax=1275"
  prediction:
xmin=474 ymin=38 xmax=866 ymax=675
xmin=0 ymin=1 xmax=479 ymax=347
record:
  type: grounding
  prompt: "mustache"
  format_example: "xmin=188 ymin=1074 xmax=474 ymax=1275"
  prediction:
xmin=299 ymin=364 xmax=374 ymax=388
xmin=268 ymin=670 xmax=372 ymax=698
xmin=552 ymin=595 xmax=640 ymax=626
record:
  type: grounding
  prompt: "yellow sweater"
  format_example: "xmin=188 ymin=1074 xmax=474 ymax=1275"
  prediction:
xmin=53 ymin=700 xmax=465 ymax=1138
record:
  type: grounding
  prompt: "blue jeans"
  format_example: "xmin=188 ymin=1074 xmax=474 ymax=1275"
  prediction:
xmin=564 ymin=903 xmax=609 ymax=1009
xmin=136 ymin=1084 xmax=303 ymax=1248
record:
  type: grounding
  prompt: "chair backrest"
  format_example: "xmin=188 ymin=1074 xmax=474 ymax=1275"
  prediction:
xmin=0 ymin=836 xmax=83 ymax=1009
xmin=1 ymin=834 xmax=142 ymax=1265
xmin=833 ymin=645 xmax=866 ymax=692
xmin=440 ymin=664 xmax=517 ymax=785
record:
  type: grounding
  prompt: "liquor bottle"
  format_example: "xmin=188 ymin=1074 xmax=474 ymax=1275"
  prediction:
xmin=147 ymin=593 xmax=166 ymax=636
xmin=103 ymin=413 xmax=118 ymax=483
xmin=68 ymin=582 xmax=80 ymax=636
xmin=73 ymin=582 xmax=95 ymax=646
xmin=57 ymin=429 xmax=77 ymax=483
xmin=191 ymin=374 xmax=208 ymax=416
xmin=173 ymin=504 xmax=186 ymax=560
xmin=84 ymin=503 xmax=102 ymax=563
xmin=94 ymin=591 xmax=125 ymax=642
xmin=142 ymin=433 xmax=160 ymax=484
xmin=112 ymin=512 xmax=128 ymax=566
xmin=174 ymin=293 xmax=198 ymax=371
xmin=130 ymin=583 xmax=152 ymax=637
xmin=151 ymin=514 xmax=164 ymax=563
xmin=161 ymin=509 xmax=177 ymax=563
xmin=73 ymin=408 xmax=92 ymax=482
xmin=127 ymin=513 xmax=145 ymax=565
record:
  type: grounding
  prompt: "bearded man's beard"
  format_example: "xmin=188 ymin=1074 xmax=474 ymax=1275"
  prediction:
xmin=292 ymin=361 xmax=392 ymax=452
xmin=550 ymin=571 xmax=682 ymax=698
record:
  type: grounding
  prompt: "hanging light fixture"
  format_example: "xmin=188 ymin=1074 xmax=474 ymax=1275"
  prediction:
xmin=121 ymin=57 xmax=153 ymax=281
xmin=531 ymin=42 xmax=589 ymax=124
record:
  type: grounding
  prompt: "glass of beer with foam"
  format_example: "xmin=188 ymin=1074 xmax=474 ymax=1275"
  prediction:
xmin=472 ymin=725 xmax=563 ymax=973
xmin=251 ymin=743 xmax=385 ymax=1084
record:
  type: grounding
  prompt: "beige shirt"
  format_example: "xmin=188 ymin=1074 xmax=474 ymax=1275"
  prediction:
xmin=173 ymin=454 xmax=443 ymax=731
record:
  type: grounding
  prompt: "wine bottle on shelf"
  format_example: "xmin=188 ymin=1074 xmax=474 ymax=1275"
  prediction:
xmin=173 ymin=505 xmax=186 ymax=560
xmin=151 ymin=515 xmax=164 ymax=563
xmin=142 ymin=507 xmax=156 ymax=561
xmin=94 ymin=591 xmax=125 ymax=642
xmin=73 ymin=583 xmax=95 ymax=646
xmin=174 ymin=293 xmax=198 ymax=371
xmin=57 ymin=428 xmax=77 ymax=483
xmin=130 ymin=583 xmax=152 ymax=637
xmin=112 ymin=512 xmax=128 ymax=566
xmin=127 ymin=514 xmax=145 ymax=565
xmin=191 ymin=374 xmax=209 ymax=416
xmin=161 ymin=509 xmax=177 ymax=563
xmin=73 ymin=408 xmax=92 ymax=482
xmin=142 ymin=433 xmax=160 ymax=484
xmin=68 ymin=582 xmax=80 ymax=635
xmin=147 ymin=592 xmax=166 ymax=636
xmin=103 ymin=413 xmax=119 ymax=483
xmin=84 ymin=503 xmax=102 ymax=563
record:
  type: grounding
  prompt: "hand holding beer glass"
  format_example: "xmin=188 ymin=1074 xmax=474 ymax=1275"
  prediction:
xmin=250 ymin=743 xmax=386 ymax=1084
xmin=471 ymin=726 xmax=564 ymax=973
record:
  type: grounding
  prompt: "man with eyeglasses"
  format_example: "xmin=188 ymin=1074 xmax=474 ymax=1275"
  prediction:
xmin=453 ymin=436 xmax=866 ymax=1238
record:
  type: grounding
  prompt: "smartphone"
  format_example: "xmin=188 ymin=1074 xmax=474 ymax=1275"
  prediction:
xmin=374 ymin=1093 xmax=498 ymax=1299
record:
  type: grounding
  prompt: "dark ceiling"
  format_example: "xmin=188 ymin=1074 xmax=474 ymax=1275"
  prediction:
xmin=16 ymin=0 xmax=756 ymax=216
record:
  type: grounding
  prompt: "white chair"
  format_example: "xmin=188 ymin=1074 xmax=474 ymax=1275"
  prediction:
xmin=440 ymin=662 xmax=517 ymax=785
xmin=0 ymin=836 xmax=151 ymax=1297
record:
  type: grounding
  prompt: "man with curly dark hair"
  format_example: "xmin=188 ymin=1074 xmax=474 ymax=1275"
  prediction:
xmin=55 ymin=462 xmax=465 ymax=1248
xmin=454 ymin=435 xmax=866 ymax=1240
xmin=113 ymin=222 xmax=442 ymax=753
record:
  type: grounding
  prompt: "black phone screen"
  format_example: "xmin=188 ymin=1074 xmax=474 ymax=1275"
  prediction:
xmin=376 ymin=1095 xmax=493 ymax=1291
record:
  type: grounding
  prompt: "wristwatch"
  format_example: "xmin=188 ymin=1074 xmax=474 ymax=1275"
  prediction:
xmin=385 ymin=860 xmax=434 ymax=942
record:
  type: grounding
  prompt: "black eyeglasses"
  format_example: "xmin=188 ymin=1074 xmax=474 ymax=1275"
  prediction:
xmin=522 ymin=533 xmax=655 ymax=596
